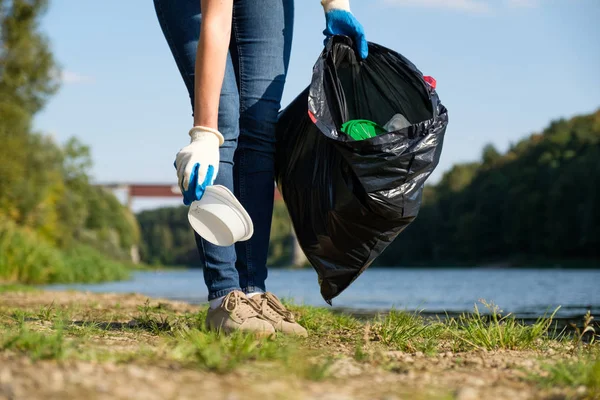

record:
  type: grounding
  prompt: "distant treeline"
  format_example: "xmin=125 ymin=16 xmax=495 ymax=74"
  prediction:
xmin=378 ymin=109 xmax=600 ymax=266
xmin=1 ymin=0 xmax=139 ymax=283
xmin=137 ymin=110 xmax=600 ymax=268
xmin=137 ymin=201 xmax=293 ymax=267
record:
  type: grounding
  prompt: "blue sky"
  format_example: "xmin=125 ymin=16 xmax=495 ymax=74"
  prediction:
xmin=34 ymin=0 xmax=600 ymax=210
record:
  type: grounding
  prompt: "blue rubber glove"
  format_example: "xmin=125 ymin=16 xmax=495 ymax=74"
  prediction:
xmin=174 ymin=126 xmax=223 ymax=206
xmin=324 ymin=9 xmax=368 ymax=59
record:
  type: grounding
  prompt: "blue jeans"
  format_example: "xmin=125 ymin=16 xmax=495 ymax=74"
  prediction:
xmin=154 ymin=0 xmax=294 ymax=300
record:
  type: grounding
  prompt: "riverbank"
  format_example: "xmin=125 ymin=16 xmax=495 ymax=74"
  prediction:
xmin=0 ymin=287 xmax=598 ymax=400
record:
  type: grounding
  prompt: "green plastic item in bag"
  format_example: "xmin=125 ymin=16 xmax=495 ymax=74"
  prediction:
xmin=340 ymin=119 xmax=386 ymax=141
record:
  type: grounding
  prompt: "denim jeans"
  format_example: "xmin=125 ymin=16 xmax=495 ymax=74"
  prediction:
xmin=153 ymin=0 xmax=294 ymax=300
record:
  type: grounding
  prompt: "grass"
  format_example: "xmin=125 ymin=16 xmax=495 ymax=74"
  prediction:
xmin=292 ymin=304 xmax=360 ymax=335
xmin=0 ymin=284 xmax=39 ymax=293
xmin=1 ymin=293 xmax=592 ymax=391
xmin=2 ymin=321 xmax=70 ymax=361
xmin=539 ymin=358 xmax=600 ymax=395
xmin=526 ymin=311 xmax=600 ymax=399
xmin=135 ymin=300 xmax=332 ymax=379
xmin=375 ymin=310 xmax=444 ymax=354
xmin=0 ymin=217 xmax=131 ymax=284
xmin=447 ymin=300 xmax=559 ymax=351
xmin=530 ymin=348 xmax=600 ymax=399
xmin=170 ymin=329 xmax=291 ymax=373
xmin=3 ymin=290 xmax=598 ymax=400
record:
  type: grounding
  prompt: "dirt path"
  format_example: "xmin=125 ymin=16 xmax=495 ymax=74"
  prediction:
xmin=0 ymin=290 xmax=595 ymax=400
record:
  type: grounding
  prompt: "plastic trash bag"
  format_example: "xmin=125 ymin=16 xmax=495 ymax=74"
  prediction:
xmin=275 ymin=36 xmax=448 ymax=303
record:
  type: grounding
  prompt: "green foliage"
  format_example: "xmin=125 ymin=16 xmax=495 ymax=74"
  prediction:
xmin=0 ymin=218 xmax=131 ymax=284
xmin=0 ymin=284 xmax=38 ymax=293
xmin=268 ymin=200 xmax=293 ymax=266
xmin=79 ymin=185 xmax=140 ymax=259
xmin=378 ymin=110 xmax=600 ymax=266
xmin=137 ymin=206 xmax=196 ymax=266
xmin=0 ymin=1 xmax=140 ymax=283
xmin=0 ymin=0 xmax=59 ymax=114
xmin=137 ymin=198 xmax=293 ymax=267
xmin=59 ymin=244 xmax=131 ymax=283
xmin=0 ymin=217 xmax=64 ymax=283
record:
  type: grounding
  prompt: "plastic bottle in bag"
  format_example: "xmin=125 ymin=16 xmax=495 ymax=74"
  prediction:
xmin=383 ymin=113 xmax=411 ymax=132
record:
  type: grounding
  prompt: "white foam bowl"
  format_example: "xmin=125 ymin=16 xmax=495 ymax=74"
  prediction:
xmin=187 ymin=185 xmax=254 ymax=247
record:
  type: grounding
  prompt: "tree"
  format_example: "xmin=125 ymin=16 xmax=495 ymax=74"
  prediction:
xmin=481 ymin=143 xmax=501 ymax=166
xmin=0 ymin=0 xmax=59 ymax=220
xmin=0 ymin=0 xmax=140 ymax=260
xmin=0 ymin=0 xmax=59 ymax=114
xmin=378 ymin=109 xmax=600 ymax=266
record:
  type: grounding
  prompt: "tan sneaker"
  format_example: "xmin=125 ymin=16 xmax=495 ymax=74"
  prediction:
xmin=206 ymin=291 xmax=275 ymax=337
xmin=250 ymin=292 xmax=308 ymax=337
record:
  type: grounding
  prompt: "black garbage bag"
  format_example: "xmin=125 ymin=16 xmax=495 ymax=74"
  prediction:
xmin=275 ymin=36 xmax=448 ymax=303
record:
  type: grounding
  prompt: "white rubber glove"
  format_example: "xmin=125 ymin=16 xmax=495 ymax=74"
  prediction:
xmin=321 ymin=0 xmax=350 ymax=12
xmin=175 ymin=126 xmax=224 ymax=205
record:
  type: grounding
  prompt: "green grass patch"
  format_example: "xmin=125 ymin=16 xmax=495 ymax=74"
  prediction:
xmin=128 ymin=302 xmax=335 ymax=379
xmin=1 ymin=322 xmax=70 ymax=361
xmin=531 ymin=350 xmax=600 ymax=399
xmin=169 ymin=329 xmax=287 ymax=372
xmin=0 ymin=284 xmax=38 ymax=293
xmin=290 ymin=305 xmax=360 ymax=335
xmin=447 ymin=300 xmax=558 ymax=351
xmin=375 ymin=310 xmax=444 ymax=354
xmin=170 ymin=328 xmax=334 ymax=380
xmin=133 ymin=301 xmax=329 ymax=379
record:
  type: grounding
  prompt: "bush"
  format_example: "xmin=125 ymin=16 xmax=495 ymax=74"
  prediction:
xmin=0 ymin=218 xmax=130 ymax=284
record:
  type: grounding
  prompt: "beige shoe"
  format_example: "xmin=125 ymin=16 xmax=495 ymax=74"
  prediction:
xmin=206 ymin=291 xmax=275 ymax=337
xmin=250 ymin=292 xmax=308 ymax=337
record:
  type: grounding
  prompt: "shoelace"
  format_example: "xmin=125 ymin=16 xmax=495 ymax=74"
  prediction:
xmin=222 ymin=291 xmax=258 ymax=318
xmin=260 ymin=292 xmax=295 ymax=322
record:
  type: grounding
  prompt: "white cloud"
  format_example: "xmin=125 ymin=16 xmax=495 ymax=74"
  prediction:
xmin=61 ymin=70 xmax=94 ymax=84
xmin=381 ymin=0 xmax=491 ymax=13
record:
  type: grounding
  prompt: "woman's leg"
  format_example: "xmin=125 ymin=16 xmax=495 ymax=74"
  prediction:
xmin=230 ymin=0 xmax=294 ymax=294
xmin=153 ymin=0 xmax=241 ymax=300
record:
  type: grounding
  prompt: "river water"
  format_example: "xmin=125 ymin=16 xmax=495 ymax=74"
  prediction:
xmin=44 ymin=267 xmax=600 ymax=319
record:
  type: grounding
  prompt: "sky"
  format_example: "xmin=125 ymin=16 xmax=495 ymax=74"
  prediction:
xmin=33 ymin=0 xmax=600 ymax=210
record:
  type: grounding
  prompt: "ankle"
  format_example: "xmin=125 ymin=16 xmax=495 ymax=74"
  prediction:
xmin=209 ymin=295 xmax=225 ymax=310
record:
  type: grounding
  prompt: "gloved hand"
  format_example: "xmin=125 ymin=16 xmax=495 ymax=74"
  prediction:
xmin=322 ymin=0 xmax=368 ymax=59
xmin=174 ymin=126 xmax=224 ymax=206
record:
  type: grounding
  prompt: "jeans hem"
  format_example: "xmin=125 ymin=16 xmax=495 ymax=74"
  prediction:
xmin=208 ymin=287 xmax=241 ymax=301
xmin=242 ymin=286 xmax=266 ymax=295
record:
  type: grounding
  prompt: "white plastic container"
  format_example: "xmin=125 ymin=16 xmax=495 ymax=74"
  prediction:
xmin=187 ymin=185 xmax=254 ymax=247
xmin=383 ymin=113 xmax=411 ymax=132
